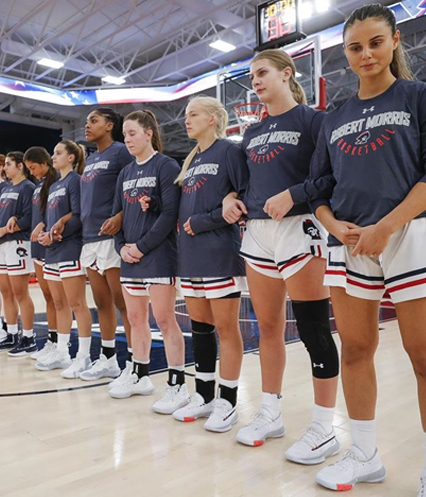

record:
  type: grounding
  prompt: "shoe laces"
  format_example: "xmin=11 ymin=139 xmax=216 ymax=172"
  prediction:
xmin=161 ymin=384 xmax=180 ymax=402
xmin=121 ymin=372 xmax=139 ymax=388
xmin=297 ymin=423 xmax=329 ymax=448
xmin=330 ymin=449 xmax=364 ymax=471
xmin=88 ymin=356 xmax=107 ymax=372
xmin=249 ymin=407 xmax=279 ymax=428
xmin=187 ymin=393 xmax=206 ymax=408
xmin=211 ymin=398 xmax=232 ymax=416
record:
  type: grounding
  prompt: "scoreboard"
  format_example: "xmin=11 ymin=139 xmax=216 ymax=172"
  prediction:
xmin=256 ymin=0 xmax=306 ymax=51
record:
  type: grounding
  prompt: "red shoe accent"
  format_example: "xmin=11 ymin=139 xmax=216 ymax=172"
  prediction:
xmin=336 ymin=483 xmax=353 ymax=491
xmin=253 ymin=440 xmax=264 ymax=447
xmin=183 ymin=417 xmax=196 ymax=422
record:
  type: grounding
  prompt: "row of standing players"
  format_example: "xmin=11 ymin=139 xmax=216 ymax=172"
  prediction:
xmin=1 ymin=4 xmax=426 ymax=494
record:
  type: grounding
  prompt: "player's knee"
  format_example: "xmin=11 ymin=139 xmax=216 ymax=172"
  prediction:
xmin=292 ymin=299 xmax=339 ymax=379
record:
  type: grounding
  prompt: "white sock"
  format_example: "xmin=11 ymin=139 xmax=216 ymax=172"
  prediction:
xmin=23 ymin=329 xmax=33 ymax=338
xmin=170 ymin=364 xmax=185 ymax=371
xmin=196 ymin=372 xmax=215 ymax=382
xmin=57 ymin=333 xmax=70 ymax=352
xmin=219 ymin=377 xmax=239 ymax=389
xmin=312 ymin=404 xmax=335 ymax=434
xmin=423 ymin=431 xmax=426 ymax=477
xmin=78 ymin=336 xmax=91 ymax=358
xmin=102 ymin=339 xmax=115 ymax=348
xmin=350 ymin=418 xmax=376 ymax=459
xmin=261 ymin=392 xmax=282 ymax=415
xmin=8 ymin=324 xmax=18 ymax=335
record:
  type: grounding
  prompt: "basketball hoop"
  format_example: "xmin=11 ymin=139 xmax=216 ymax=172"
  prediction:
xmin=233 ymin=102 xmax=267 ymax=135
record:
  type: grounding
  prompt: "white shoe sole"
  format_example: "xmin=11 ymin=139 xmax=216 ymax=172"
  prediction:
xmin=236 ymin=425 xmax=286 ymax=447
xmin=80 ymin=369 xmax=121 ymax=381
xmin=152 ymin=396 xmax=191 ymax=415
xmin=204 ymin=411 xmax=239 ymax=433
xmin=315 ymin=465 xmax=387 ymax=491
xmin=109 ymin=386 xmax=154 ymax=399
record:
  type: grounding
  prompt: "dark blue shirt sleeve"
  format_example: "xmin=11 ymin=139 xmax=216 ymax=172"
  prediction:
xmin=113 ymin=170 xmax=126 ymax=254
xmin=419 ymin=85 xmax=426 ymax=183
xmin=16 ymin=183 xmax=35 ymax=231
xmin=190 ymin=143 xmax=249 ymax=234
xmin=62 ymin=175 xmax=82 ymax=237
xmin=289 ymin=118 xmax=336 ymax=208
xmin=136 ymin=161 xmax=180 ymax=255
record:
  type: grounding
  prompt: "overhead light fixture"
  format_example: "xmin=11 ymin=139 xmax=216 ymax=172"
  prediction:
xmin=102 ymin=75 xmax=126 ymax=85
xmin=209 ymin=40 xmax=236 ymax=53
xmin=300 ymin=2 xmax=313 ymax=19
xmin=315 ymin=0 xmax=330 ymax=13
xmin=37 ymin=57 xmax=64 ymax=69
xmin=295 ymin=71 xmax=302 ymax=78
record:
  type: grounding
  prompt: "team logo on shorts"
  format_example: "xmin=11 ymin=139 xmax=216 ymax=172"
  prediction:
xmin=355 ymin=131 xmax=371 ymax=145
xmin=16 ymin=247 xmax=28 ymax=258
xmin=303 ymin=219 xmax=321 ymax=240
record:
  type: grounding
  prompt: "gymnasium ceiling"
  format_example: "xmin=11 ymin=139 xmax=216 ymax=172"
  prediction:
xmin=0 ymin=0 xmax=425 ymax=155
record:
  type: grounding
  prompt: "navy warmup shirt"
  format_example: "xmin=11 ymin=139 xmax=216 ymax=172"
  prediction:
xmin=114 ymin=153 xmax=181 ymax=279
xmin=81 ymin=142 xmax=133 ymax=244
xmin=303 ymin=79 xmax=426 ymax=246
xmin=45 ymin=171 xmax=82 ymax=263
xmin=242 ymin=104 xmax=325 ymax=219
xmin=178 ymin=139 xmax=248 ymax=277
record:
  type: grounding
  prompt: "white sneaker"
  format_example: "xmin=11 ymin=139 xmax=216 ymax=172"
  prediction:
xmin=152 ymin=383 xmax=190 ymax=414
xmin=315 ymin=445 xmax=386 ymax=491
xmin=204 ymin=398 xmax=238 ymax=433
xmin=61 ymin=355 xmax=92 ymax=379
xmin=173 ymin=392 xmax=214 ymax=422
xmin=108 ymin=361 xmax=132 ymax=390
xmin=0 ymin=327 xmax=7 ymax=341
xmin=418 ymin=476 xmax=426 ymax=497
xmin=236 ymin=406 xmax=285 ymax=446
xmin=79 ymin=354 xmax=121 ymax=381
xmin=285 ymin=422 xmax=340 ymax=465
xmin=109 ymin=373 xmax=154 ymax=399
xmin=31 ymin=340 xmax=56 ymax=361
xmin=35 ymin=349 xmax=72 ymax=371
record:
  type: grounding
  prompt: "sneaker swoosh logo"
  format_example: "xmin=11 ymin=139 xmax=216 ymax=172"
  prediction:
xmin=223 ymin=408 xmax=236 ymax=421
xmin=311 ymin=435 xmax=336 ymax=451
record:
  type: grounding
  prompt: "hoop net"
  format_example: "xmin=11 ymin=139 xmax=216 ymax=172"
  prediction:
xmin=233 ymin=102 xmax=267 ymax=135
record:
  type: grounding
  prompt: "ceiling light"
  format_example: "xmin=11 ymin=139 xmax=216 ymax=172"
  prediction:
xmin=209 ymin=40 xmax=236 ymax=53
xmin=295 ymin=71 xmax=302 ymax=78
xmin=315 ymin=0 xmax=330 ymax=13
xmin=102 ymin=75 xmax=126 ymax=85
xmin=37 ymin=58 xmax=64 ymax=69
xmin=300 ymin=2 xmax=313 ymax=19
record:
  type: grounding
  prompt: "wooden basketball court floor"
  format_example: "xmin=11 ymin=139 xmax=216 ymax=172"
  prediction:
xmin=0 ymin=286 xmax=422 ymax=497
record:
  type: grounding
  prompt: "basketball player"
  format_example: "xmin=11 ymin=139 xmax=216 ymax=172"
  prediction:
xmin=0 ymin=152 xmax=36 ymax=356
xmin=24 ymin=147 xmax=58 ymax=361
xmin=109 ymin=110 xmax=188 ymax=414
xmin=171 ymin=96 xmax=248 ymax=432
xmin=286 ymin=5 xmax=426 ymax=493
xmin=80 ymin=108 xmax=133 ymax=382
xmin=35 ymin=141 xmax=93 ymax=378
xmin=223 ymin=50 xmax=340 ymax=462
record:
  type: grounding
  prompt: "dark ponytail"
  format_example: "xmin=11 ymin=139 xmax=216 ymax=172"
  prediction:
xmin=124 ymin=110 xmax=163 ymax=152
xmin=93 ymin=107 xmax=124 ymax=142
xmin=23 ymin=146 xmax=56 ymax=215
xmin=343 ymin=3 xmax=414 ymax=81
xmin=6 ymin=151 xmax=36 ymax=184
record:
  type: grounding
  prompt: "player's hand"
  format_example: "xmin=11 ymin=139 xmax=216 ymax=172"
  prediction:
xmin=183 ymin=218 xmax=195 ymax=236
xmin=348 ymin=223 xmax=393 ymax=257
xmin=139 ymin=196 xmax=151 ymax=212
xmin=6 ymin=216 xmax=18 ymax=233
xmin=329 ymin=220 xmax=362 ymax=248
xmin=50 ymin=219 xmax=65 ymax=242
xmin=99 ymin=213 xmax=122 ymax=236
xmin=120 ymin=245 xmax=140 ymax=264
xmin=263 ymin=190 xmax=294 ymax=221
xmin=31 ymin=222 xmax=45 ymax=242
xmin=222 ymin=195 xmax=247 ymax=224
xmin=126 ymin=243 xmax=144 ymax=261
xmin=37 ymin=231 xmax=53 ymax=246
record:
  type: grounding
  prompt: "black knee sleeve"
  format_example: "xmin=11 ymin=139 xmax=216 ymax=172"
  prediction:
xmin=191 ymin=320 xmax=217 ymax=374
xmin=291 ymin=299 xmax=339 ymax=379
